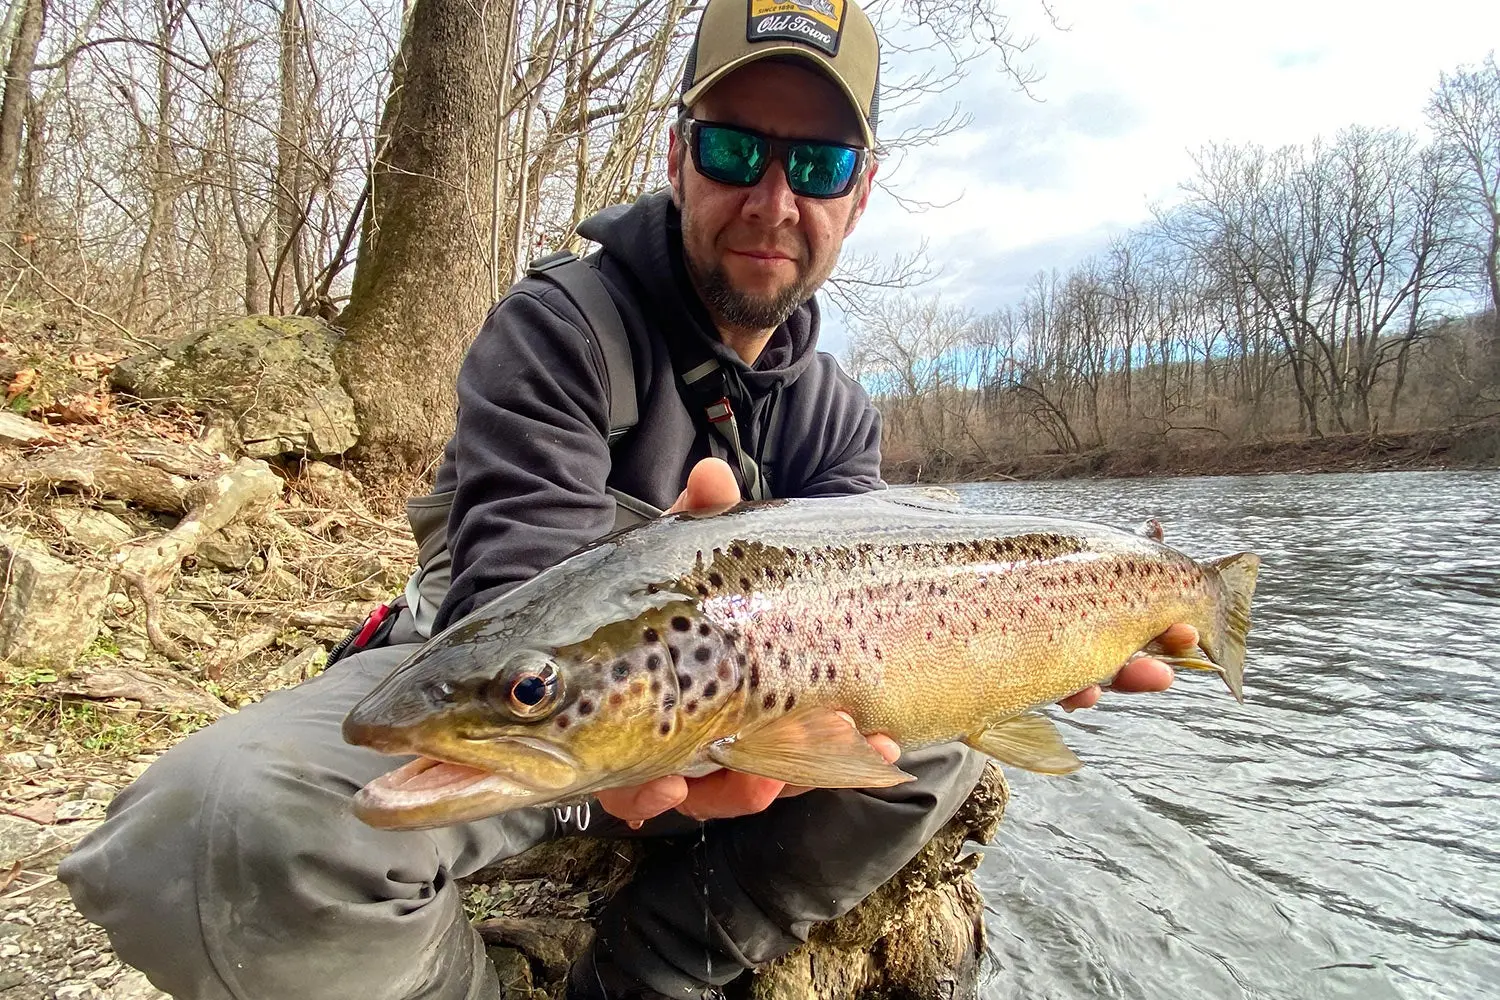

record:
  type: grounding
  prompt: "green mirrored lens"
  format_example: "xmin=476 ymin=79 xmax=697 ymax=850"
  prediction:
xmin=698 ymin=126 xmax=766 ymax=185
xmin=786 ymin=143 xmax=858 ymax=197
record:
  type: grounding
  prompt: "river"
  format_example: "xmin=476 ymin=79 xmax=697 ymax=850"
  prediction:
xmin=958 ymin=471 xmax=1499 ymax=1000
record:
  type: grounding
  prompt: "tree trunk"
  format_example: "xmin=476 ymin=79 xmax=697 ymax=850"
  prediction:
xmin=273 ymin=0 xmax=307 ymax=312
xmin=0 ymin=0 xmax=44 ymax=233
xmin=472 ymin=764 xmax=1010 ymax=999
xmin=335 ymin=0 xmax=510 ymax=469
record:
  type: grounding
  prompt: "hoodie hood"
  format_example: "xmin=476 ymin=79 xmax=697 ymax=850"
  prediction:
xmin=576 ymin=189 xmax=820 ymax=395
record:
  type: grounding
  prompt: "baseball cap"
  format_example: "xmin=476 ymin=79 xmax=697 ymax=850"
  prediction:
xmin=679 ymin=0 xmax=880 ymax=149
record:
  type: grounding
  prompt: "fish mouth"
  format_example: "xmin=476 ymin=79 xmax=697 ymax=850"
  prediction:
xmin=351 ymin=737 xmax=583 ymax=831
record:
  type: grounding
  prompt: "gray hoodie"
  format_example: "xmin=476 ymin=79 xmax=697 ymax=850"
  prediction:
xmin=431 ymin=189 xmax=884 ymax=630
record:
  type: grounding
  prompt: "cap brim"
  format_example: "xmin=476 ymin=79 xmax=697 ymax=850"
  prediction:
xmin=680 ymin=47 xmax=875 ymax=150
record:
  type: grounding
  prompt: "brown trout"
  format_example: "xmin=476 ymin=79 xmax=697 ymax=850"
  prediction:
xmin=343 ymin=491 xmax=1260 ymax=830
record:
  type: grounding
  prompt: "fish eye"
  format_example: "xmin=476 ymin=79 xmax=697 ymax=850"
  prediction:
xmin=488 ymin=655 xmax=561 ymax=719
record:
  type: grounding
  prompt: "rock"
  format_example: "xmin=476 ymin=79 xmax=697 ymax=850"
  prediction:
xmin=0 ymin=530 xmax=109 ymax=668
xmin=3 ymin=751 xmax=39 ymax=772
xmin=0 ymin=814 xmax=63 ymax=867
xmin=0 ymin=410 xmax=57 ymax=446
xmin=55 ymin=984 xmax=92 ymax=1000
xmin=83 ymin=781 xmax=117 ymax=803
xmin=56 ymin=799 xmax=107 ymax=822
xmin=273 ymin=645 xmax=325 ymax=688
xmin=197 ymin=523 xmax=259 ymax=570
xmin=300 ymin=460 xmax=359 ymax=493
xmin=50 ymin=507 xmax=137 ymax=551
xmin=111 ymin=315 xmax=359 ymax=459
xmin=486 ymin=945 xmax=535 ymax=997
xmin=105 ymin=969 xmax=171 ymax=1000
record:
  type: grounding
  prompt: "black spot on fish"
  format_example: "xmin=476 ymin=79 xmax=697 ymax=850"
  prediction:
xmin=709 ymin=572 xmax=724 ymax=588
xmin=646 ymin=653 xmax=663 ymax=672
xmin=782 ymin=619 xmax=795 ymax=633
xmin=556 ymin=715 xmax=570 ymax=730
xmin=844 ymin=611 xmax=854 ymax=628
xmin=762 ymin=692 xmax=777 ymax=710
xmin=643 ymin=627 xmax=659 ymax=644
xmin=730 ymin=544 xmax=745 ymax=559
xmin=578 ymin=698 xmax=594 ymax=716
xmin=831 ymin=637 xmax=842 ymax=653
xmin=696 ymin=582 xmax=710 ymax=597
xmin=826 ymin=663 xmax=837 ymax=682
xmin=739 ymin=576 xmax=751 ymax=590
xmin=779 ymin=651 xmax=792 ymax=672
xmin=926 ymin=630 xmax=934 ymax=641
xmin=697 ymin=622 xmax=712 ymax=637
xmin=662 ymin=693 xmax=677 ymax=711
xmin=686 ymin=700 xmax=698 ymax=714
xmin=749 ymin=663 xmax=761 ymax=688
xmin=672 ymin=616 xmax=691 ymax=632
xmin=678 ymin=673 xmax=693 ymax=692
xmin=669 ymin=646 xmax=682 ymax=664
xmin=810 ymin=663 xmax=820 ymax=682
xmin=659 ymin=721 xmax=671 ymax=736
xmin=702 ymin=681 xmax=719 ymax=699
xmin=612 ymin=661 xmax=630 ymax=682
xmin=694 ymin=645 xmax=712 ymax=664
xmin=784 ymin=693 xmax=797 ymax=711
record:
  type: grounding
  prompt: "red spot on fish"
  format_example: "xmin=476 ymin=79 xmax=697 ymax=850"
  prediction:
xmin=556 ymin=715 xmax=571 ymax=730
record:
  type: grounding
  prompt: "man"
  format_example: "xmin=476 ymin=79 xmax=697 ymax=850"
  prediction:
xmin=58 ymin=1 xmax=1184 ymax=997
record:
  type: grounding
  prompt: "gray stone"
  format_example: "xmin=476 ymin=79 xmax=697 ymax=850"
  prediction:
xmin=0 ymin=530 xmax=108 ymax=668
xmin=104 ymin=969 xmax=170 ymax=1000
xmin=111 ymin=316 xmax=359 ymax=459
xmin=55 ymin=799 xmax=106 ymax=822
xmin=0 ymin=410 xmax=57 ymax=446
xmin=0 ymin=814 xmax=61 ymax=867
xmin=272 ymin=645 xmax=325 ymax=689
xmin=197 ymin=523 xmax=259 ymax=570
xmin=50 ymin=507 xmax=136 ymax=551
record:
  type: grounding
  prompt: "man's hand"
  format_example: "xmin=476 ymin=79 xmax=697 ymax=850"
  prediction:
xmin=594 ymin=458 xmax=1186 ymax=825
xmin=1058 ymin=622 xmax=1193 ymax=710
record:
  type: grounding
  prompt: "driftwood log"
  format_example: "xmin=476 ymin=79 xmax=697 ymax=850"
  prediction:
xmin=476 ymin=763 xmax=1009 ymax=999
xmin=0 ymin=448 xmax=191 ymax=512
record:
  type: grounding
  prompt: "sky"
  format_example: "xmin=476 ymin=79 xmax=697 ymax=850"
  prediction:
xmin=820 ymin=0 xmax=1500 ymax=356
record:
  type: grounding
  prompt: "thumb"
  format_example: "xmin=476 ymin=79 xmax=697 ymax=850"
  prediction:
xmin=667 ymin=458 xmax=742 ymax=515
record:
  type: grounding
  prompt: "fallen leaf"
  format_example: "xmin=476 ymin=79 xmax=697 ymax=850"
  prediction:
xmin=6 ymin=367 xmax=36 ymax=403
xmin=50 ymin=392 xmax=114 ymax=424
xmin=2 ymin=799 xmax=59 ymax=825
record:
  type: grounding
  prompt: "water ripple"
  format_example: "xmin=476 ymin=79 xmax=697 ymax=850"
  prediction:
xmin=963 ymin=471 xmax=1500 ymax=1000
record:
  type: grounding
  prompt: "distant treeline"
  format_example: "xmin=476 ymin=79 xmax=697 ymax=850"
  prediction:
xmin=847 ymin=55 xmax=1500 ymax=477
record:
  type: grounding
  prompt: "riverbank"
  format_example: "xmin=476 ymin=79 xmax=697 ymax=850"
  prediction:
xmin=882 ymin=422 xmax=1500 ymax=484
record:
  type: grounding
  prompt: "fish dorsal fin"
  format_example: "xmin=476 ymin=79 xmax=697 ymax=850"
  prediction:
xmin=965 ymin=712 xmax=1083 ymax=775
xmin=708 ymin=708 xmax=915 ymax=788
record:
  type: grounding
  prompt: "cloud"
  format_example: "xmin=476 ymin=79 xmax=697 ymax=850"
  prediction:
xmin=819 ymin=0 xmax=1500 ymax=362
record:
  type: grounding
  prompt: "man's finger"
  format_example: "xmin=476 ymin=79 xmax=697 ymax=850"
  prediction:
xmin=666 ymin=458 xmax=741 ymax=515
xmin=1110 ymin=656 xmax=1175 ymax=693
xmin=596 ymin=775 xmax=688 ymax=824
xmin=1152 ymin=623 xmax=1200 ymax=656
xmin=678 ymin=769 xmax=785 ymax=820
xmin=1060 ymin=685 xmax=1102 ymax=712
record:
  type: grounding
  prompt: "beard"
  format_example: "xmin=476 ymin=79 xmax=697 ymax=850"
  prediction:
xmin=679 ymin=196 xmax=822 ymax=333
xmin=691 ymin=256 xmax=814 ymax=333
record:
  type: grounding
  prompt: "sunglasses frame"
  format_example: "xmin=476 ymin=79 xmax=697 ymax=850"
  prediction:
xmin=679 ymin=117 xmax=870 ymax=200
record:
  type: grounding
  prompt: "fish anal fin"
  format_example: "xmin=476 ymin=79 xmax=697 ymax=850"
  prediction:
xmin=708 ymin=709 xmax=914 ymax=789
xmin=965 ymin=712 xmax=1083 ymax=775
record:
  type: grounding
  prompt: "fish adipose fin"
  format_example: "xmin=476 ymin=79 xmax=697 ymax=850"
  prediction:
xmin=708 ymin=709 xmax=915 ymax=788
xmin=1144 ymin=551 xmax=1260 ymax=703
xmin=965 ymin=712 xmax=1083 ymax=775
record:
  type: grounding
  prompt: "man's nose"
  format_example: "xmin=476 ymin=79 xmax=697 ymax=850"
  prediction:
xmin=741 ymin=160 xmax=799 ymax=227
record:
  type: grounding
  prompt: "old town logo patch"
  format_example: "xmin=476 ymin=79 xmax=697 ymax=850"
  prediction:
xmin=746 ymin=0 xmax=846 ymax=57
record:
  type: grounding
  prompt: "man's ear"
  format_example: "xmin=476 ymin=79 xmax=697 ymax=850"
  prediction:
xmin=845 ymin=157 xmax=879 ymax=235
xmin=667 ymin=125 xmax=684 ymax=208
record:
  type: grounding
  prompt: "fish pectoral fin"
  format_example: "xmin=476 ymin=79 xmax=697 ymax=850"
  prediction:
xmin=708 ymin=709 xmax=915 ymax=789
xmin=965 ymin=712 xmax=1083 ymax=775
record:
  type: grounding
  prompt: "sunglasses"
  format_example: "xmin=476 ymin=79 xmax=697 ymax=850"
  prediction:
xmin=681 ymin=118 xmax=869 ymax=200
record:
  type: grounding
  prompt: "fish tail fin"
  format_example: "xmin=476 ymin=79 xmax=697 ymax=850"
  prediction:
xmin=1204 ymin=552 xmax=1261 ymax=703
